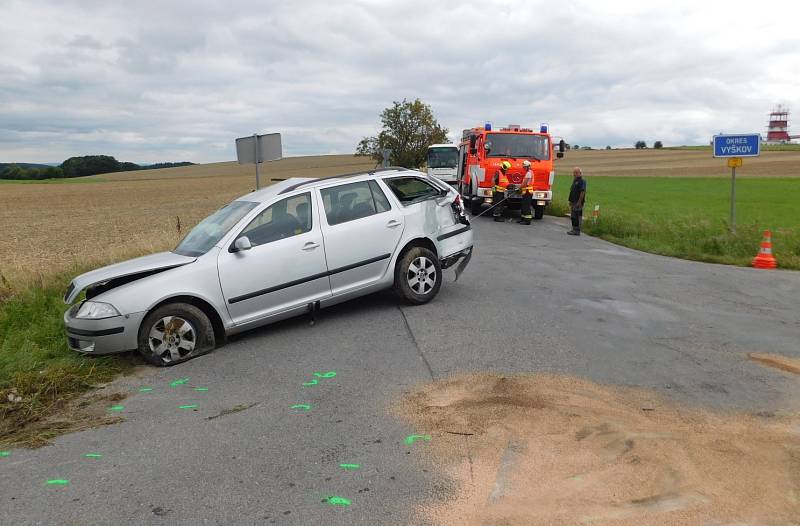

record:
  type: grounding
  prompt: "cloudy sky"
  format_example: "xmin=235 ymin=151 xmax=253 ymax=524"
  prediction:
xmin=1 ymin=0 xmax=798 ymax=164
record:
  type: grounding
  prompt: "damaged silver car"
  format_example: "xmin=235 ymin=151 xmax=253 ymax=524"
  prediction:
xmin=64 ymin=168 xmax=473 ymax=366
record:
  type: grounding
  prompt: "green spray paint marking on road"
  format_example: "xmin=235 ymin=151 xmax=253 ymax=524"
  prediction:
xmin=108 ymin=405 xmax=125 ymax=412
xmin=178 ymin=404 xmax=198 ymax=410
xmin=46 ymin=479 xmax=70 ymax=485
xmin=324 ymin=496 xmax=351 ymax=507
xmin=339 ymin=463 xmax=360 ymax=470
xmin=404 ymin=434 xmax=431 ymax=445
xmin=139 ymin=387 xmax=153 ymax=392
xmin=193 ymin=387 xmax=208 ymax=391
xmin=170 ymin=378 xmax=190 ymax=387
xmin=83 ymin=453 xmax=103 ymax=458
xmin=0 ymin=451 xmax=10 ymax=457
xmin=290 ymin=404 xmax=312 ymax=411
xmin=302 ymin=379 xmax=319 ymax=387
xmin=313 ymin=371 xmax=337 ymax=378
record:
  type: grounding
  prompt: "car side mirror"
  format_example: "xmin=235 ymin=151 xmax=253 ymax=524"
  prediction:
xmin=556 ymin=152 xmax=564 ymax=158
xmin=559 ymin=139 xmax=566 ymax=153
xmin=232 ymin=236 xmax=252 ymax=253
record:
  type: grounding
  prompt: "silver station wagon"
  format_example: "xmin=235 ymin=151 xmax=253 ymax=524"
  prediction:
xmin=64 ymin=168 xmax=473 ymax=365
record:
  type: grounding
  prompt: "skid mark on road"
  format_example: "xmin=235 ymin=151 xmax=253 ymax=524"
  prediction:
xmin=398 ymin=306 xmax=435 ymax=380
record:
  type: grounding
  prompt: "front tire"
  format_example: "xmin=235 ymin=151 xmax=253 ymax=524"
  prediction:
xmin=534 ymin=204 xmax=545 ymax=220
xmin=137 ymin=303 xmax=215 ymax=366
xmin=394 ymin=247 xmax=442 ymax=305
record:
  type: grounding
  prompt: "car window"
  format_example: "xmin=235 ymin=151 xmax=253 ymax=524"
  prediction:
xmin=174 ymin=200 xmax=259 ymax=257
xmin=385 ymin=177 xmax=441 ymax=204
xmin=321 ymin=181 xmax=380 ymax=225
xmin=369 ymin=180 xmax=392 ymax=213
xmin=238 ymin=193 xmax=312 ymax=247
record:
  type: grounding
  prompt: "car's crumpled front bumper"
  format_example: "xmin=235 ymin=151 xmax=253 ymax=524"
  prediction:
xmin=63 ymin=303 xmax=145 ymax=355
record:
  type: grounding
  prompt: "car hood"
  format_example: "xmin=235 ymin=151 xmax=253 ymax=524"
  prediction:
xmin=64 ymin=251 xmax=196 ymax=304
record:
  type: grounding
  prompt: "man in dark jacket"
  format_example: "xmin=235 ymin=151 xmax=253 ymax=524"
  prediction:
xmin=567 ymin=167 xmax=586 ymax=236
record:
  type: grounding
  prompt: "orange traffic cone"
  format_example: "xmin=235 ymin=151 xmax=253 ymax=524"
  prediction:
xmin=752 ymin=230 xmax=777 ymax=269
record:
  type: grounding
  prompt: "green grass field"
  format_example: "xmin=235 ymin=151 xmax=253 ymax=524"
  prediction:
xmin=0 ymin=269 xmax=132 ymax=447
xmin=551 ymin=175 xmax=800 ymax=268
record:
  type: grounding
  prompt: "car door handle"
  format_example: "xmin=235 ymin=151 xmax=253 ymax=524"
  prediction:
xmin=387 ymin=220 xmax=401 ymax=228
xmin=302 ymin=242 xmax=320 ymax=251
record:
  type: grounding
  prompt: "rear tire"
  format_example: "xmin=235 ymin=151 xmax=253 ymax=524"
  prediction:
xmin=534 ymin=205 xmax=545 ymax=220
xmin=137 ymin=303 xmax=215 ymax=366
xmin=394 ymin=247 xmax=442 ymax=305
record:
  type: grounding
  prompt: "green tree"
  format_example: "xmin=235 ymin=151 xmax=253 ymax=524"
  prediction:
xmin=654 ymin=141 xmax=663 ymax=149
xmin=635 ymin=140 xmax=647 ymax=149
xmin=356 ymin=99 xmax=448 ymax=168
xmin=605 ymin=145 xmax=612 ymax=150
xmin=60 ymin=155 xmax=121 ymax=178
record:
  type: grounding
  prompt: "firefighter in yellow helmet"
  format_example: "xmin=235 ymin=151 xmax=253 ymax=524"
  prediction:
xmin=518 ymin=159 xmax=534 ymax=225
xmin=492 ymin=161 xmax=512 ymax=222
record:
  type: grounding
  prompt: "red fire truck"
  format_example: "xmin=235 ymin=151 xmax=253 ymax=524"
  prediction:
xmin=457 ymin=123 xmax=565 ymax=217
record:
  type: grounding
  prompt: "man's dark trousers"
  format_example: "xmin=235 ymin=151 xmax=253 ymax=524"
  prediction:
xmin=520 ymin=193 xmax=533 ymax=222
xmin=492 ymin=190 xmax=505 ymax=220
xmin=570 ymin=205 xmax=583 ymax=233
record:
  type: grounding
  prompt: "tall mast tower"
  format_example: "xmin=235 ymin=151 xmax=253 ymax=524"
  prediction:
xmin=765 ymin=105 xmax=798 ymax=143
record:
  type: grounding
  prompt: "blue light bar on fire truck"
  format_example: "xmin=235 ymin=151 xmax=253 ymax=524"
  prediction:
xmin=540 ymin=123 xmax=548 ymax=133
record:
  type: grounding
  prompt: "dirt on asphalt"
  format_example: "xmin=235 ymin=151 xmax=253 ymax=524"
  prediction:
xmin=396 ymin=373 xmax=800 ymax=526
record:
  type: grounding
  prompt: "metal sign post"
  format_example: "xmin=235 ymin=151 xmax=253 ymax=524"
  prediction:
xmin=712 ymin=134 xmax=760 ymax=233
xmin=235 ymin=133 xmax=282 ymax=189
xmin=727 ymin=157 xmax=742 ymax=233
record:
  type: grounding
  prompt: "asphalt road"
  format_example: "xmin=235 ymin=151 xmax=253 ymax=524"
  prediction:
xmin=3 ymin=216 xmax=799 ymax=525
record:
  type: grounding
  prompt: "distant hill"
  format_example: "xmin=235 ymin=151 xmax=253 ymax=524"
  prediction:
xmin=0 ymin=162 xmax=53 ymax=171
xmin=1 ymin=157 xmax=196 ymax=180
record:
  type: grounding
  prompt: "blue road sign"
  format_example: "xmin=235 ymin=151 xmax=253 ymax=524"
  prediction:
xmin=713 ymin=134 xmax=761 ymax=157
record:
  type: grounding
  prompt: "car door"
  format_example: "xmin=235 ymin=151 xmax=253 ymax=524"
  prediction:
xmin=217 ymin=192 xmax=331 ymax=325
xmin=318 ymin=179 xmax=404 ymax=295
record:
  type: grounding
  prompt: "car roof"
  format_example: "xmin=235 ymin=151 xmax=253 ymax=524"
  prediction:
xmin=234 ymin=167 xmax=421 ymax=204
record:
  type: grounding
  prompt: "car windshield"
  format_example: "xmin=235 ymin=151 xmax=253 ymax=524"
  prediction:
xmin=485 ymin=133 xmax=549 ymax=160
xmin=174 ymin=201 xmax=258 ymax=257
xmin=427 ymin=147 xmax=459 ymax=168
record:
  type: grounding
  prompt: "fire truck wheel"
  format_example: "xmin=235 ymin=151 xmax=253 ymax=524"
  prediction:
xmin=470 ymin=197 xmax=484 ymax=216
xmin=533 ymin=205 xmax=545 ymax=220
xmin=395 ymin=246 xmax=442 ymax=305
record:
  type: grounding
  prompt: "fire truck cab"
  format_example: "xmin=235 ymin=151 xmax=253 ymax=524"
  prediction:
xmin=457 ymin=123 xmax=565 ymax=217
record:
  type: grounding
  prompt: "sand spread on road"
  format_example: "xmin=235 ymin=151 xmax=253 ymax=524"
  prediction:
xmin=396 ymin=373 xmax=800 ymax=525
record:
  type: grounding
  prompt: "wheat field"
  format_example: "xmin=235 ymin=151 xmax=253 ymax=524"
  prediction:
xmin=0 ymin=155 xmax=376 ymax=285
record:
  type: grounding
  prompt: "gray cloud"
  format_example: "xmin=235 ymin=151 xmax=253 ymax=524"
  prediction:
xmin=0 ymin=0 xmax=798 ymax=163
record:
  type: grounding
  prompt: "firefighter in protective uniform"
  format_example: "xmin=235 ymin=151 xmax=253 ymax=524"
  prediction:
xmin=492 ymin=161 xmax=511 ymax=222
xmin=518 ymin=159 xmax=534 ymax=225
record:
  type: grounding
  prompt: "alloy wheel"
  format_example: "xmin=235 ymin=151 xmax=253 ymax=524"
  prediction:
xmin=148 ymin=316 xmax=196 ymax=363
xmin=407 ymin=256 xmax=437 ymax=295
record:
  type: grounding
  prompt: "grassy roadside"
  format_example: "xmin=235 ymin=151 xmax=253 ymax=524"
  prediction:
xmin=0 ymin=270 xmax=131 ymax=448
xmin=549 ymin=175 xmax=800 ymax=269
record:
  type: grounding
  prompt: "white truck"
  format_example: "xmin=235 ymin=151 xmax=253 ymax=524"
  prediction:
xmin=426 ymin=143 xmax=459 ymax=185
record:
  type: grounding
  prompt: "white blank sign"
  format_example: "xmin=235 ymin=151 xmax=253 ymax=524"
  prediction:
xmin=236 ymin=133 xmax=282 ymax=164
